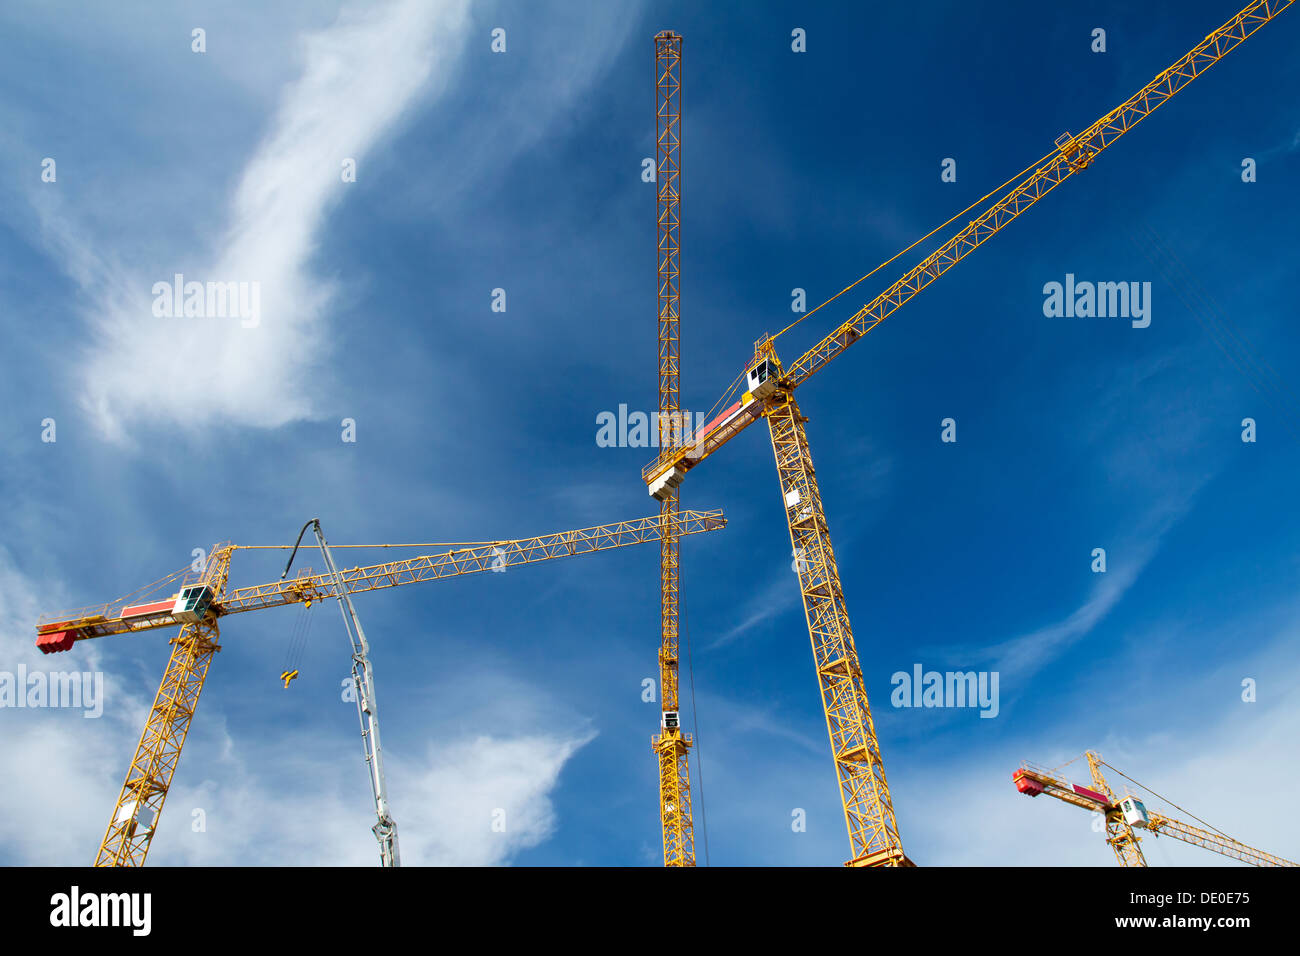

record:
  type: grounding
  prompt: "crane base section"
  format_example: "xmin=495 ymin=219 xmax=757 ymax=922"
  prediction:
xmin=845 ymin=848 xmax=916 ymax=867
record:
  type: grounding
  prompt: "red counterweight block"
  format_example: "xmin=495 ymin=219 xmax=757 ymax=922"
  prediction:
xmin=36 ymin=630 xmax=76 ymax=654
xmin=1013 ymin=770 xmax=1045 ymax=797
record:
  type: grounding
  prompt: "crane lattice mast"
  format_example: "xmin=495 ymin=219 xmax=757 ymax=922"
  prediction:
xmin=652 ymin=29 xmax=695 ymax=868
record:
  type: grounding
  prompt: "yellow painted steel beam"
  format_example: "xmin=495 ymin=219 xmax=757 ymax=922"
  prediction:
xmin=656 ymin=30 xmax=682 ymax=434
xmin=1087 ymin=752 xmax=1147 ymax=867
xmin=1146 ymin=813 xmax=1298 ymax=867
xmin=95 ymin=550 xmax=232 ymax=867
xmin=764 ymin=374 xmax=910 ymax=866
xmin=39 ymin=511 xmax=727 ymax=645
xmin=651 ymin=29 xmax=695 ymax=867
xmin=222 ymin=509 xmax=725 ymax=616
xmin=1014 ymin=767 xmax=1109 ymax=813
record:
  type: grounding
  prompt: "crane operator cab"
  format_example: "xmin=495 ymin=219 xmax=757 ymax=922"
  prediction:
xmin=171 ymin=584 xmax=215 ymax=624
xmin=1118 ymin=795 xmax=1150 ymax=828
xmin=745 ymin=359 xmax=777 ymax=402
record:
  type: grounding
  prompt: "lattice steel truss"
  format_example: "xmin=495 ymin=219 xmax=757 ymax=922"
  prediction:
xmin=1087 ymin=751 xmax=1147 ymax=867
xmin=762 ymin=360 xmax=910 ymax=867
xmin=96 ymin=548 xmax=233 ymax=867
xmin=651 ymin=29 xmax=695 ymax=867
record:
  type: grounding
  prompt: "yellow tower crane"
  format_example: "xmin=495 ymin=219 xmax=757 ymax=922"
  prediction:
xmin=650 ymin=29 xmax=695 ymax=868
xmin=643 ymin=0 xmax=1292 ymax=867
xmin=33 ymin=509 xmax=726 ymax=867
xmin=1013 ymin=752 xmax=1297 ymax=866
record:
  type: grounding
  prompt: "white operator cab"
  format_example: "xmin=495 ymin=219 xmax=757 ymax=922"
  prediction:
xmin=171 ymin=584 xmax=216 ymax=624
xmin=746 ymin=359 xmax=777 ymax=402
xmin=1118 ymin=795 xmax=1150 ymax=828
xmin=661 ymin=711 xmax=680 ymax=731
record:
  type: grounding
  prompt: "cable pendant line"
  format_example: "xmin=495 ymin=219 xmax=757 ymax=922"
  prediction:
xmin=680 ymin=554 xmax=709 ymax=866
xmin=685 ymin=149 xmax=1058 ymax=440
xmin=280 ymin=602 xmax=310 ymax=674
xmin=770 ymin=147 xmax=1058 ymax=344
xmin=1100 ymin=759 xmax=1235 ymax=841
xmin=1130 ymin=225 xmax=1300 ymax=443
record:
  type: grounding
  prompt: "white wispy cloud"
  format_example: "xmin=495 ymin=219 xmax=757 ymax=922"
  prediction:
xmin=709 ymin=559 xmax=803 ymax=650
xmin=148 ymin=724 xmax=597 ymax=867
xmin=1258 ymin=127 xmax=1300 ymax=160
xmin=944 ymin=352 xmax=1223 ymax=686
xmin=981 ymin=552 xmax=1149 ymax=683
xmin=973 ymin=490 xmax=1197 ymax=685
xmin=397 ymin=731 xmax=597 ymax=866
xmin=710 ymin=575 xmax=798 ymax=650
xmin=0 ymin=545 xmax=152 ymax=865
xmin=37 ymin=0 xmax=473 ymax=440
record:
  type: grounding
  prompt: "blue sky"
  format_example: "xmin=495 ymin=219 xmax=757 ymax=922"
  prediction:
xmin=1 ymin=0 xmax=1298 ymax=867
